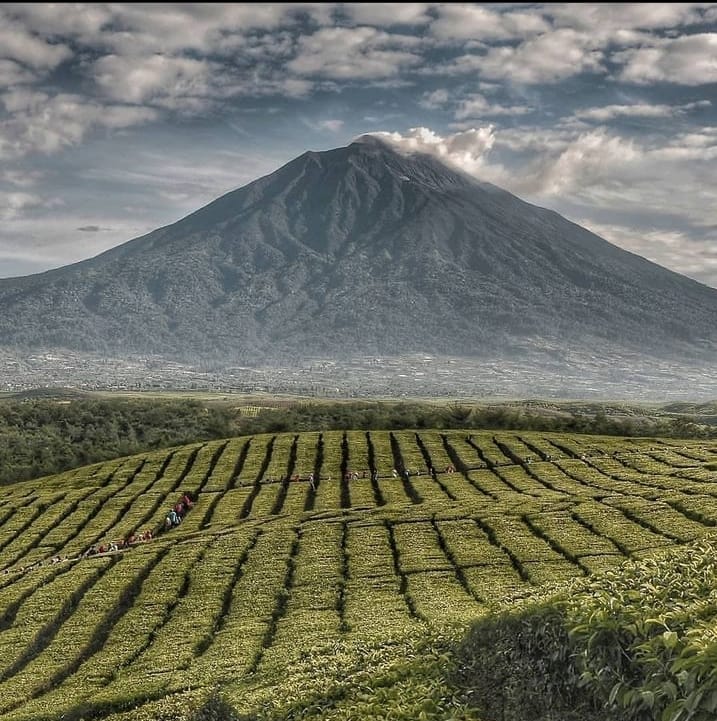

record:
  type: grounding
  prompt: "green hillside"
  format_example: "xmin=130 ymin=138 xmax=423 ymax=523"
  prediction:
xmin=0 ymin=430 xmax=716 ymax=721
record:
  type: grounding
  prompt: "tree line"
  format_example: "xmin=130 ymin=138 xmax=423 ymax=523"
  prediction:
xmin=0 ymin=398 xmax=237 ymax=484
xmin=0 ymin=397 xmax=714 ymax=485
xmin=238 ymin=401 xmax=716 ymax=439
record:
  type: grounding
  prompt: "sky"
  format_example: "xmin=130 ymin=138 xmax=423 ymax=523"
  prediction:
xmin=0 ymin=3 xmax=716 ymax=287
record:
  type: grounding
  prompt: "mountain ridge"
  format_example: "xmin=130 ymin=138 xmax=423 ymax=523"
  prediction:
xmin=1 ymin=135 xmax=716 ymax=367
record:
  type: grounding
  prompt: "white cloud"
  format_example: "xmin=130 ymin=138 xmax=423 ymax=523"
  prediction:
xmin=0 ymin=59 xmax=37 ymax=87
xmin=530 ymin=130 xmax=640 ymax=195
xmin=650 ymin=136 xmax=717 ymax=161
xmin=431 ymin=5 xmax=551 ymax=42
xmin=548 ymin=3 xmax=705 ymax=34
xmin=678 ymin=126 xmax=717 ymax=146
xmin=419 ymin=88 xmax=450 ymax=109
xmin=7 ymin=4 xmax=296 ymax=56
xmin=577 ymin=220 xmax=717 ymax=288
xmin=0 ymin=191 xmax=45 ymax=220
xmin=94 ymin=53 xmax=216 ymax=108
xmin=616 ymin=33 xmax=717 ymax=85
xmin=573 ymin=101 xmax=710 ymax=122
xmin=644 ymin=126 xmax=717 ymax=160
xmin=112 ymin=4 xmax=291 ymax=51
xmin=0 ymin=1 xmax=347 ymax=82
xmin=454 ymin=93 xmax=532 ymax=119
xmin=0 ymin=18 xmax=71 ymax=69
xmin=316 ymin=119 xmax=344 ymax=132
xmin=449 ymin=126 xmax=643 ymax=198
xmin=343 ymin=3 xmax=432 ymax=26
xmin=214 ymin=28 xmax=296 ymax=61
xmin=418 ymin=53 xmax=484 ymax=76
xmin=1 ymin=4 xmax=113 ymax=43
xmin=93 ymin=49 xmax=312 ymax=110
xmin=0 ymin=90 xmax=158 ymax=158
xmin=492 ymin=127 xmax=645 ymax=195
xmin=367 ymin=122 xmax=717 ymax=259
xmin=575 ymin=103 xmax=674 ymax=121
xmin=370 ymin=126 xmax=496 ymax=175
xmin=288 ymin=26 xmax=422 ymax=79
xmin=478 ymin=28 xmax=605 ymax=83
xmin=0 ymin=168 xmax=45 ymax=187
xmin=487 ymin=126 xmax=575 ymax=154
xmin=427 ymin=27 xmax=605 ymax=83
xmin=476 ymin=123 xmax=717 ymax=255
xmin=427 ymin=6 xmax=715 ymax=85
xmin=276 ymin=77 xmax=315 ymax=97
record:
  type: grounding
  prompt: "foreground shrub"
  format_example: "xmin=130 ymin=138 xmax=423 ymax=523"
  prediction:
xmin=455 ymin=600 xmax=601 ymax=721
xmin=189 ymin=688 xmax=245 ymax=721
xmin=456 ymin=534 xmax=717 ymax=721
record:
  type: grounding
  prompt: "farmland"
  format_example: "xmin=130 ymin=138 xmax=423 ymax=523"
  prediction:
xmin=0 ymin=429 xmax=716 ymax=720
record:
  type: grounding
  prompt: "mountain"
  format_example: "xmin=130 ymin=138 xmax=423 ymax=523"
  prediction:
xmin=1 ymin=134 xmax=716 ymax=366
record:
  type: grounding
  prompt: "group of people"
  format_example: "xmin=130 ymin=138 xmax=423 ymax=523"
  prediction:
xmin=2 ymin=556 xmax=68 ymax=575
xmin=289 ymin=467 xmax=447 ymax=486
xmin=390 ymin=466 xmax=441 ymax=478
xmin=164 ymin=492 xmax=195 ymax=530
xmin=261 ymin=467 xmax=457 ymax=489
xmin=2 ymin=489 xmax=200 ymax=580
xmin=3 ymin=526 xmax=157 ymax=577
xmin=83 ymin=528 xmax=154 ymax=557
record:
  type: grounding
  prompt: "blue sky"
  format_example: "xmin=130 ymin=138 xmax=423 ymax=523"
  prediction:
xmin=1 ymin=2 xmax=716 ymax=286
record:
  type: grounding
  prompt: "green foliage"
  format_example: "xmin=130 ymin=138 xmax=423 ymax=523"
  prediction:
xmin=189 ymin=688 xmax=245 ymax=721
xmin=566 ymin=536 xmax=717 ymax=721
xmin=455 ymin=597 xmax=601 ymax=721
xmin=238 ymin=401 xmax=716 ymax=441
xmin=457 ymin=534 xmax=717 ymax=721
xmin=0 ymin=398 xmax=237 ymax=484
xmin=231 ymin=632 xmax=482 ymax=721
xmin=1 ymin=395 xmax=712 ymax=485
xmin=1 ymin=429 xmax=716 ymax=721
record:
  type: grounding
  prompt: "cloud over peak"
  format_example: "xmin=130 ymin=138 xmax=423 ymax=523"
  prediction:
xmin=370 ymin=126 xmax=496 ymax=175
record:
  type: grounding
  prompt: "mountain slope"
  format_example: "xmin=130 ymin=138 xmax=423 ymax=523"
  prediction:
xmin=1 ymin=134 xmax=716 ymax=364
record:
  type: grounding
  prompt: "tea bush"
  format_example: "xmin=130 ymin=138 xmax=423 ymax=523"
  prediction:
xmin=457 ymin=534 xmax=717 ymax=721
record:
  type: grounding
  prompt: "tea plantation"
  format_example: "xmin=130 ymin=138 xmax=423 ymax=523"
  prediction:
xmin=1 ymin=430 xmax=717 ymax=720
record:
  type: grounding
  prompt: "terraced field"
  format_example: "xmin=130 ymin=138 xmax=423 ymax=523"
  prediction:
xmin=1 ymin=430 xmax=716 ymax=720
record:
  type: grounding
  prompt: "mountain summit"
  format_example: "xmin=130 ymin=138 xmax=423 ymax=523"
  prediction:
xmin=1 ymin=136 xmax=716 ymax=365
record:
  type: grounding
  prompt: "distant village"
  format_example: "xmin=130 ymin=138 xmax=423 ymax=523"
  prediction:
xmin=2 ymin=348 xmax=716 ymax=401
